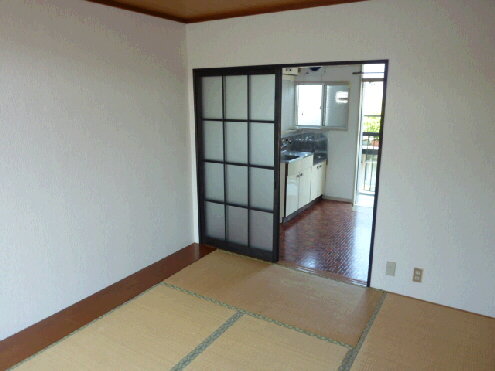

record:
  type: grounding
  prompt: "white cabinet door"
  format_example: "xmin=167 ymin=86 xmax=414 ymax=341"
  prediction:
xmin=285 ymin=175 xmax=299 ymax=216
xmin=320 ymin=161 xmax=326 ymax=196
xmin=298 ymin=168 xmax=311 ymax=209
xmin=284 ymin=155 xmax=317 ymax=217
xmin=310 ymin=162 xmax=326 ymax=200
xmin=310 ymin=164 xmax=320 ymax=201
xmin=279 ymin=164 xmax=286 ymax=222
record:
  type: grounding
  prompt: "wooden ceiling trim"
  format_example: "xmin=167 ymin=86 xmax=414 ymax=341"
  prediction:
xmin=86 ymin=0 xmax=368 ymax=23
xmin=185 ymin=0 xmax=368 ymax=23
xmin=86 ymin=0 xmax=187 ymax=23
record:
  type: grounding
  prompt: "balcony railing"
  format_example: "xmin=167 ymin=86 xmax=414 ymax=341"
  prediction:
xmin=359 ymin=132 xmax=380 ymax=193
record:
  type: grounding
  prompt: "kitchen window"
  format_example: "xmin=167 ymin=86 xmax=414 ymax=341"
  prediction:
xmin=296 ymin=82 xmax=350 ymax=129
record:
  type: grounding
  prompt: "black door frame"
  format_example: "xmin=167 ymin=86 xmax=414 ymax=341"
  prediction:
xmin=193 ymin=59 xmax=388 ymax=286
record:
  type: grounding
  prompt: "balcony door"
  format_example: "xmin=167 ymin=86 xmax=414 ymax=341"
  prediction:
xmin=194 ymin=67 xmax=282 ymax=262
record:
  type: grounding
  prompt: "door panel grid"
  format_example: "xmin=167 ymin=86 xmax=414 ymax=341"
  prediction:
xmin=195 ymin=69 xmax=281 ymax=262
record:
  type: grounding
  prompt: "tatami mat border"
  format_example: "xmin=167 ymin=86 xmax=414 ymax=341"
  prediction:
xmin=212 ymin=249 xmax=369 ymax=289
xmin=339 ymin=292 xmax=387 ymax=371
xmin=171 ymin=311 xmax=244 ymax=370
xmin=10 ymin=251 xmax=387 ymax=371
xmin=161 ymin=281 xmax=353 ymax=349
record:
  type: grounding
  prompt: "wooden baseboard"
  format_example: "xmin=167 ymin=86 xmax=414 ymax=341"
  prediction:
xmin=322 ymin=195 xmax=353 ymax=203
xmin=0 ymin=243 xmax=215 ymax=370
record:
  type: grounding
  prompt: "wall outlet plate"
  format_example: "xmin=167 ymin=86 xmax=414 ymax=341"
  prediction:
xmin=413 ymin=268 xmax=423 ymax=282
xmin=386 ymin=262 xmax=396 ymax=276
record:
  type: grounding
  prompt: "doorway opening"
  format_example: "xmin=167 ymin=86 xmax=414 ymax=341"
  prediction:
xmin=193 ymin=60 xmax=387 ymax=287
xmin=354 ymin=64 xmax=385 ymax=208
xmin=278 ymin=61 xmax=387 ymax=286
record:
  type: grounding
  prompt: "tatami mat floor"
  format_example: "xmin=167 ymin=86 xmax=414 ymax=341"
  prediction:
xmin=165 ymin=250 xmax=382 ymax=347
xmin=11 ymin=250 xmax=495 ymax=370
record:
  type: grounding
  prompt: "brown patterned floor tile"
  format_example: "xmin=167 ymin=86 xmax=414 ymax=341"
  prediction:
xmin=279 ymin=200 xmax=372 ymax=284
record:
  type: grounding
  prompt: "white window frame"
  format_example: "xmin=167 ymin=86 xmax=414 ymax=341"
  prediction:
xmin=295 ymin=82 xmax=325 ymax=127
xmin=295 ymin=81 xmax=350 ymax=130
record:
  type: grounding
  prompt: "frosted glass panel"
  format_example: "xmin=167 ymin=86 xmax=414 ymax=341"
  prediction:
xmin=202 ymin=76 xmax=223 ymax=119
xmin=225 ymin=75 xmax=248 ymax=120
xmin=250 ymin=210 xmax=273 ymax=251
xmin=226 ymin=165 xmax=248 ymax=206
xmin=227 ymin=206 xmax=248 ymax=246
xmin=225 ymin=121 xmax=247 ymax=163
xmin=324 ymin=84 xmax=350 ymax=129
xmin=206 ymin=202 xmax=225 ymax=240
xmin=296 ymin=84 xmax=323 ymax=126
xmin=250 ymin=122 xmax=274 ymax=166
xmin=205 ymin=163 xmax=224 ymax=201
xmin=200 ymin=70 xmax=277 ymax=259
xmin=203 ymin=121 xmax=223 ymax=161
xmin=250 ymin=168 xmax=274 ymax=210
xmin=250 ymin=74 xmax=275 ymax=121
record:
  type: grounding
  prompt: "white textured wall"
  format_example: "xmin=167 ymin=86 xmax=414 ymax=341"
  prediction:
xmin=186 ymin=0 xmax=495 ymax=316
xmin=0 ymin=0 xmax=191 ymax=340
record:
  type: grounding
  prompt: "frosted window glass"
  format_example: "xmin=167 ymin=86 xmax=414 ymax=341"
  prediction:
xmin=206 ymin=202 xmax=225 ymax=240
xmin=296 ymin=84 xmax=323 ymax=126
xmin=202 ymin=76 xmax=223 ymax=119
xmin=227 ymin=206 xmax=248 ymax=246
xmin=203 ymin=121 xmax=223 ymax=161
xmin=250 ymin=122 xmax=274 ymax=166
xmin=225 ymin=75 xmax=248 ymax=120
xmin=226 ymin=165 xmax=248 ymax=206
xmin=225 ymin=121 xmax=247 ymax=163
xmin=250 ymin=210 xmax=273 ymax=251
xmin=324 ymin=85 xmax=349 ymax=129
xmin=250 ymin=74 xmax=275 ymax=121
xmin=205 ymin=163 xmax=224 ymax=201
xmin=250 ymin=168 xmax=274 ymax=211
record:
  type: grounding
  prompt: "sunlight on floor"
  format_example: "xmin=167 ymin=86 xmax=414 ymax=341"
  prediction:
xmin=355 ymin=193 xmax=374 ymax=207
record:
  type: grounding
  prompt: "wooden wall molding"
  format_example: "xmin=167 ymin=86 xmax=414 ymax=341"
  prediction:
xmin=86 ymin=0 xmax=187 ymax=23
xmin=86 ymin=0 xmax=368 ymax=23
xmin=0 ymin=243 xmax=215 ymax=370
xmin=185 ymin=0 xmax=368 ymax=23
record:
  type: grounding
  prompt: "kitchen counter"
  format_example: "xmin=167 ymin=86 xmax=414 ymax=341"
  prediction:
xmin=280 ymin=131 xmax=327 ymax=165
xmin=281 ymin=150 xmax=327 ymax=165
xmin=280 ymin=151 xmax=313 ymax=163
xmin=313 ymin=153 xmax=327 ymax=165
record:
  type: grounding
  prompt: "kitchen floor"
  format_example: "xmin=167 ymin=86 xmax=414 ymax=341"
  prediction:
xmin=279 ymin=199 xmax=372 ymax=285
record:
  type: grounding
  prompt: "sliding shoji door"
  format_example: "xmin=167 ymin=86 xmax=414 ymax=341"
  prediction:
xmin=194 ymin=67 xmax=281 ymax=262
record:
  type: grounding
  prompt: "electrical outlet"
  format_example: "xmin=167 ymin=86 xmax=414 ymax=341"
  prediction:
xmin=413 ymin=268 xmax=423 ymax=282
xmin=386 ymin=262 xmax=396 ymax=276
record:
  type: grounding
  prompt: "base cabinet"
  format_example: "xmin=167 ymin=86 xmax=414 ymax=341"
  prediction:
xmin=282 ymin=156 xmax=327 ymax=219
xmin=285 ymin=175 xmax=299 ymax=216
xmin=298 ymin=168 xmax=311 ymax=208
xmin=310 ymin=162 xmax=326 ymax=200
